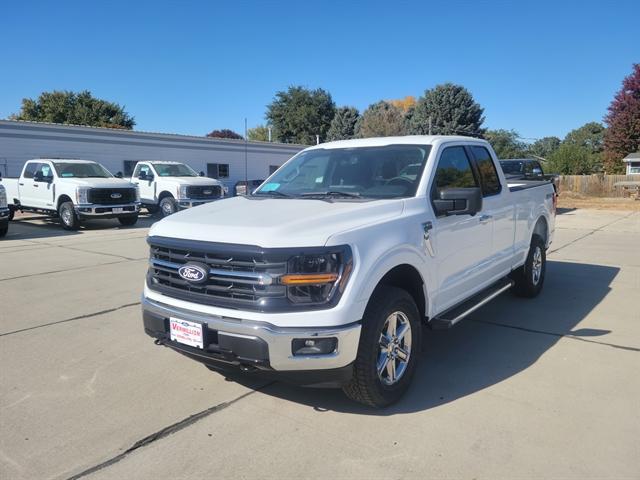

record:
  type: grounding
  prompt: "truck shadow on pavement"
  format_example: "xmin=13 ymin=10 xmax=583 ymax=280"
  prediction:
xmin=5 ymin=214 xmax=158 ymax=240
xmin=225 ymin=260 xmax=620 ymax=415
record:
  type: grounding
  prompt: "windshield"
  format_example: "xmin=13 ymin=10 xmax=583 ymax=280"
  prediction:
xmin=500 ymin=161 xmax=524 ymax=174
xmin=152 ymin=163 xmax=197 ymax=177
xmin=254 ymin=145 xmax=431 ymax=199
xmin=54 ymin=162 xmax=113 ymax=178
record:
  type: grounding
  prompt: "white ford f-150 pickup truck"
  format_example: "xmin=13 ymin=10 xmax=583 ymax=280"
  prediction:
xmin=129 ymin=161 xmax=225 ymax=217
xmin=0 ymin=159 xmax=140 ymax=230
xmin=0 ymin=184 xmax=9 ymax=237
xmin=142 ymin=136 xmax=556 ymax=407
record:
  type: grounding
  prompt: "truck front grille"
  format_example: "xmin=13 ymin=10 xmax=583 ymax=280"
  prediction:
xmin=147 ymin=237 xmax=288 ymax=311
xmin=186 ymin=185 xmax=222 ymax=199
xmin=88 ymin=188 xmax=137 ymax=205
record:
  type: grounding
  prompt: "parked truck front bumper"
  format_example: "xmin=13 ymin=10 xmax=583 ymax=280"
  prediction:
xmin=75 ymin=203 xmax=140 ymax=218
xmin=176 ymin=198 xmax=223 ymax=209
xmin=142 ymin=295 xmax=361 ymax=386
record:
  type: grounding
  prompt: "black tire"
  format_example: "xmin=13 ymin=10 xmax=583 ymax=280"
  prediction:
xmin=159 ymin=197 xmax=177 ymax=217
xmin=146 ymin=204 xmax=159 ymax=215
xmin=58 ymin=201 xmax=80 ymax=230
xmin=343 ymin=286 xmax=422 ymax=408
xmin=118 ymin=215 xmax=139 ymax=226
xmin=0 ymin=221 xmax=8 ymax=238
xmin=511 ymin=234 xmax=546 ymax=298
xmin=8 ymin=207 xmax=15 ymax=221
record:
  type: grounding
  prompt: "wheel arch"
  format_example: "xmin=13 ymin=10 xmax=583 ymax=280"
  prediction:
xmin=56 ymin=194 xmax=73 ymax=210
xmin=364 ymin=263 xmax=428 ymax=321
xmin=158 ymin=191 xmax=174 ymax=202
xmin=532 ymin=215 xmax=549 ymax=247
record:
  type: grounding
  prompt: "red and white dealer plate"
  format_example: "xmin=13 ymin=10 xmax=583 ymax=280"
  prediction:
xmin=169 ymin=318 xmax=204 ymax=349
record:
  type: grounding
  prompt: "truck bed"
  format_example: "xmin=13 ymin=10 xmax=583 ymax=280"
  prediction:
xmin=508 ymin=179 xmax=554 ymax=192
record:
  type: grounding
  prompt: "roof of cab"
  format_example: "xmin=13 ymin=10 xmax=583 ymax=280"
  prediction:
xmin=28 ymin=159 xmax=98 ymax=164
xmin=304 ymin=135 xmax=488 ymax=151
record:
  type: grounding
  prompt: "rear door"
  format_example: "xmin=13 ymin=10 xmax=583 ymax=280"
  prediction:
xmin=469 ymin=146 xmax=515 ymax=280
xmin=18 ymin=162 xmax=42 ymax=208
xmin=430 ymin=145 xmax=493 ymax=313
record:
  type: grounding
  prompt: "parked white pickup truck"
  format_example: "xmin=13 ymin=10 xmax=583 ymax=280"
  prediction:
xmin=142 ymin=136 xmax=556 ymax=407
xmin=129 ymin=161 xmax=225 ymax=217
xmin=0 ymin=184 xmax=9 ymax=237
xmin=0 ymin=159 xmax=140 ymax=230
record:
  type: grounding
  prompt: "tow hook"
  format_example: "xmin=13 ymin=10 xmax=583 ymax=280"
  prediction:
xmin=154 ymin=338 xmax=164 ymax=346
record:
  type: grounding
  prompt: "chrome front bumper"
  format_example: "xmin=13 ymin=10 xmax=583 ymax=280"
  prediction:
xmin=142 ymin=296 xmax=361 ymax=371
xmin=75 ymin=203 xmax=140 ymax=216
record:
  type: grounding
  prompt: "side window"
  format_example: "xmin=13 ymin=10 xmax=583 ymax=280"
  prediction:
xmin=471 ymin=146 xmax=501 ymax=196
xmin=23 ymin=162 xmax=39 ymax=179
xmin=431 ymin=146 xmax=478 ymax=200
xmin=132 ymin=164 xmax=142 ymax=177
xmin=35 ymin=163 xmax=53 ymax=180
xmin=136 ymin=164 xmax=151 ymax=177
xmin=524 ymin=162 xmax=533 ymax=174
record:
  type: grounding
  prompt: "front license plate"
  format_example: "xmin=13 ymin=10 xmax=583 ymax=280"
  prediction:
xmin=170 ymin=318 xmax=204 ymax=349
xmin=112 ymin=207 xmax=124 ymax=213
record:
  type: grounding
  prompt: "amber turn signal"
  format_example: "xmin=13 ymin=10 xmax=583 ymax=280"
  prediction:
xmin=280 ymin=273 xmax=339 ymax=285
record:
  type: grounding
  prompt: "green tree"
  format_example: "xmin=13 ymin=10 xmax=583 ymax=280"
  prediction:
xmin=409 ymin=83 xmax=484 ymax=136
xmin=358 ymin=101 xmax=406 ymax=138
xmin=484 ymin=129 xmax=528 ymax=159
xmin=206 ymin=129 xmax=243 ymax=139
xmin=247 ymin=124 xmax=273 ymax=142
xmin=266 ymin=86 xmax=336 ymax=144
xmin=529 ymin=136 xmax=561 ymax=160
xmin=548 ymin=143 xmax=599 ymax=175
xmin=564 ymin=122 xmax=606 ymax=153
xmin=10 ymin=90 xmax=135 ymax=129
xmin=326 ymin=106 xmax=360 ymax=141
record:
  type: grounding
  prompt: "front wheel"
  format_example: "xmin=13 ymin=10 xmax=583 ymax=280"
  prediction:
xmin=511 ymin=234 xmax=546 ymax=298
xmin=343 ymin=286 xmax=422 ymax=408
xmin=118 ymin=215 xmax=139 ymax=226
xmin=0 ymin=221 xmax=8 ymax=238
xmin=159 ymin=197 xmax=177 ymax=217
xmin=59 ymin=201 xmax=80 ymax=230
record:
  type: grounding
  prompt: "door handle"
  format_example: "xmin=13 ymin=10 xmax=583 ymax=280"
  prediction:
xmin=19 ymin=183 xmax=24 ymax=186
xmin=479 ymin=214 xmax=492 ymax=223
xmin=33 ymin=184 xmax=39 ymax=188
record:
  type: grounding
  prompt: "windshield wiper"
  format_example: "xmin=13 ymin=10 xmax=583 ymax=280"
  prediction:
xmin=252 ymin=190 xmax=293 ymax=198
xmin=300 ymin=191 xmax=361 ymax=198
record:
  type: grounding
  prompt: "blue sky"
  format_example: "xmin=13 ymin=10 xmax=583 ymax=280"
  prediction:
xmin=1 ymin=0 xmax=638 ymax=141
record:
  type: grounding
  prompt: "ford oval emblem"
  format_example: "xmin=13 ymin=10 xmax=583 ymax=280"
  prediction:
xmin=203 ymin=190 xmax=212 ymax=195
xmin=178 ymin=264 xmax=208 ymax=283
xmin=110 ymin=193 xmax=122 ymax=199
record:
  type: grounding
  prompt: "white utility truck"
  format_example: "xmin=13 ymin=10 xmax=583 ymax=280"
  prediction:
xmin=0 ymin=184 xmax=9 ymax=237
xmin=129 ymin=161 xmax=225 ymax=217
xmin=0 ymin=159 xmax=140 ymax=230
xmin=141 ymin=136 xmax=556 ymax=407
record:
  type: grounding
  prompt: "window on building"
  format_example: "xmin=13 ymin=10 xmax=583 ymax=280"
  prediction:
xmin=269 ymin=165 xmax=280 ymax=175
xmin=470 ymin=146 xmax=501 ymax=196
xmin=629 ymin=162 xmax=640 ymax=174
xmin=123 ymin=161 xmax=138 ymax=177
xmin=207 ymin=163 xmax=230 ymax=179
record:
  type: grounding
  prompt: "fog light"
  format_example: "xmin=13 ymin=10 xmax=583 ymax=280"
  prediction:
xmin=292 ymin=337 xmax=337 ymax=356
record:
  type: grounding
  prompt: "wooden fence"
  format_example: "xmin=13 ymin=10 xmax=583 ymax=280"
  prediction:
xmin=558 ymin=175 xmax=639 ymax=197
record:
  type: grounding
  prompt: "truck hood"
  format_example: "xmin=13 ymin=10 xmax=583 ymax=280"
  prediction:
xmin=149 ymin=196 xmax=404 ymax=247
xmin=62 ymin=178 xmax=136 ymax=189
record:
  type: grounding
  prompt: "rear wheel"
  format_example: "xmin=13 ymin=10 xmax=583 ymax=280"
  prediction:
xmin=118 ymin=215 xmax=139 ymax=226
xmin=343 ymin=286 xmax=421 ymax=408
xmin=8 ymin=207 xmax=15 ymax=221
xmin=159 ymin=197 xmax=177 ymax=217
xmin=511 ymin=234 xmax=546 ymax=298
xmin=59 ymin=201 xmax=80 ymax=230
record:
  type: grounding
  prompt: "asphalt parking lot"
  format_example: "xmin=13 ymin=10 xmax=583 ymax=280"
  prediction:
xmin=1 ymin=208 xmax=638 ymax=479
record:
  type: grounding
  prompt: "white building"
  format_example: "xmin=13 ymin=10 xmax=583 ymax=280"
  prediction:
xmin=622 ymin=152 xmax=640 ymax=175
xmin=0 ymin=120 xmax=304 ymax=190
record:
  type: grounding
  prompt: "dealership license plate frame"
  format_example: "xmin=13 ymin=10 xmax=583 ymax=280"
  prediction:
xmin=169 ymin=317 xmax=205 ymax=349
xmin=112 ymin=207 xmax=124 ymax=213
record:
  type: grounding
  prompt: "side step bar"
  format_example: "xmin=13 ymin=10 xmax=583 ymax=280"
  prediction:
xmin=430 ymin=277 xmax=514 ymax=330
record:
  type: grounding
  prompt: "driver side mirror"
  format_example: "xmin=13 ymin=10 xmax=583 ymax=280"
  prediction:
xmin=532 ymin=167 xmax=542 ymax=175
xmin=115 ymin=171 xmax=123 ymax=178
xmin=199 ymin=171 xmax=205 ymax=177
xmin=433 ymin=187 xmax=482 ymax=216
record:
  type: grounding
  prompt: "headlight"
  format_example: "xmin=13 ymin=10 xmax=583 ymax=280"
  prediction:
xmin=280 ymin=248 xmax=353 ymax=305
xmin=178 ymin=185 xmax=188 ymax=199
xmin=76 ymin=187 xmax=91 ymax=204
xmin=135 ymin=185 xmax=141 ymax=202
xmin=0 ymin=188 xmax=7 ymax=208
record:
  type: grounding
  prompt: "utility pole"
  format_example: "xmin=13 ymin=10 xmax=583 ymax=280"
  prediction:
xmin=316 ymin=134 xmax=320 ymax=145
xmin=428 ymin=116 xmax=432 ymax=135
xmin=268 ymin=126 xmax=272 ymax=142
xmin=244 ymin=118 xmax=248 ymax=189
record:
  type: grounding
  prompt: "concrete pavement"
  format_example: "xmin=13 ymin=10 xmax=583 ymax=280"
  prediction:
xmin=0 ymin=209 xmax=638 ymax=479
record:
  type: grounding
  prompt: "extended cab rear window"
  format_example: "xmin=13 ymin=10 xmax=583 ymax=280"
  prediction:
xmin=471 ymin=146 xmax=502 ymax=196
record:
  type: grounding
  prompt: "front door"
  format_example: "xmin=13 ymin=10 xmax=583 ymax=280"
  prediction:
xmin=132 ymin=163 xmax=155 ymax=202
xmin=430 ymin=145 xmax=494 ymax=313
xmin=31 ymin=163 xmax=56 ymax=209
